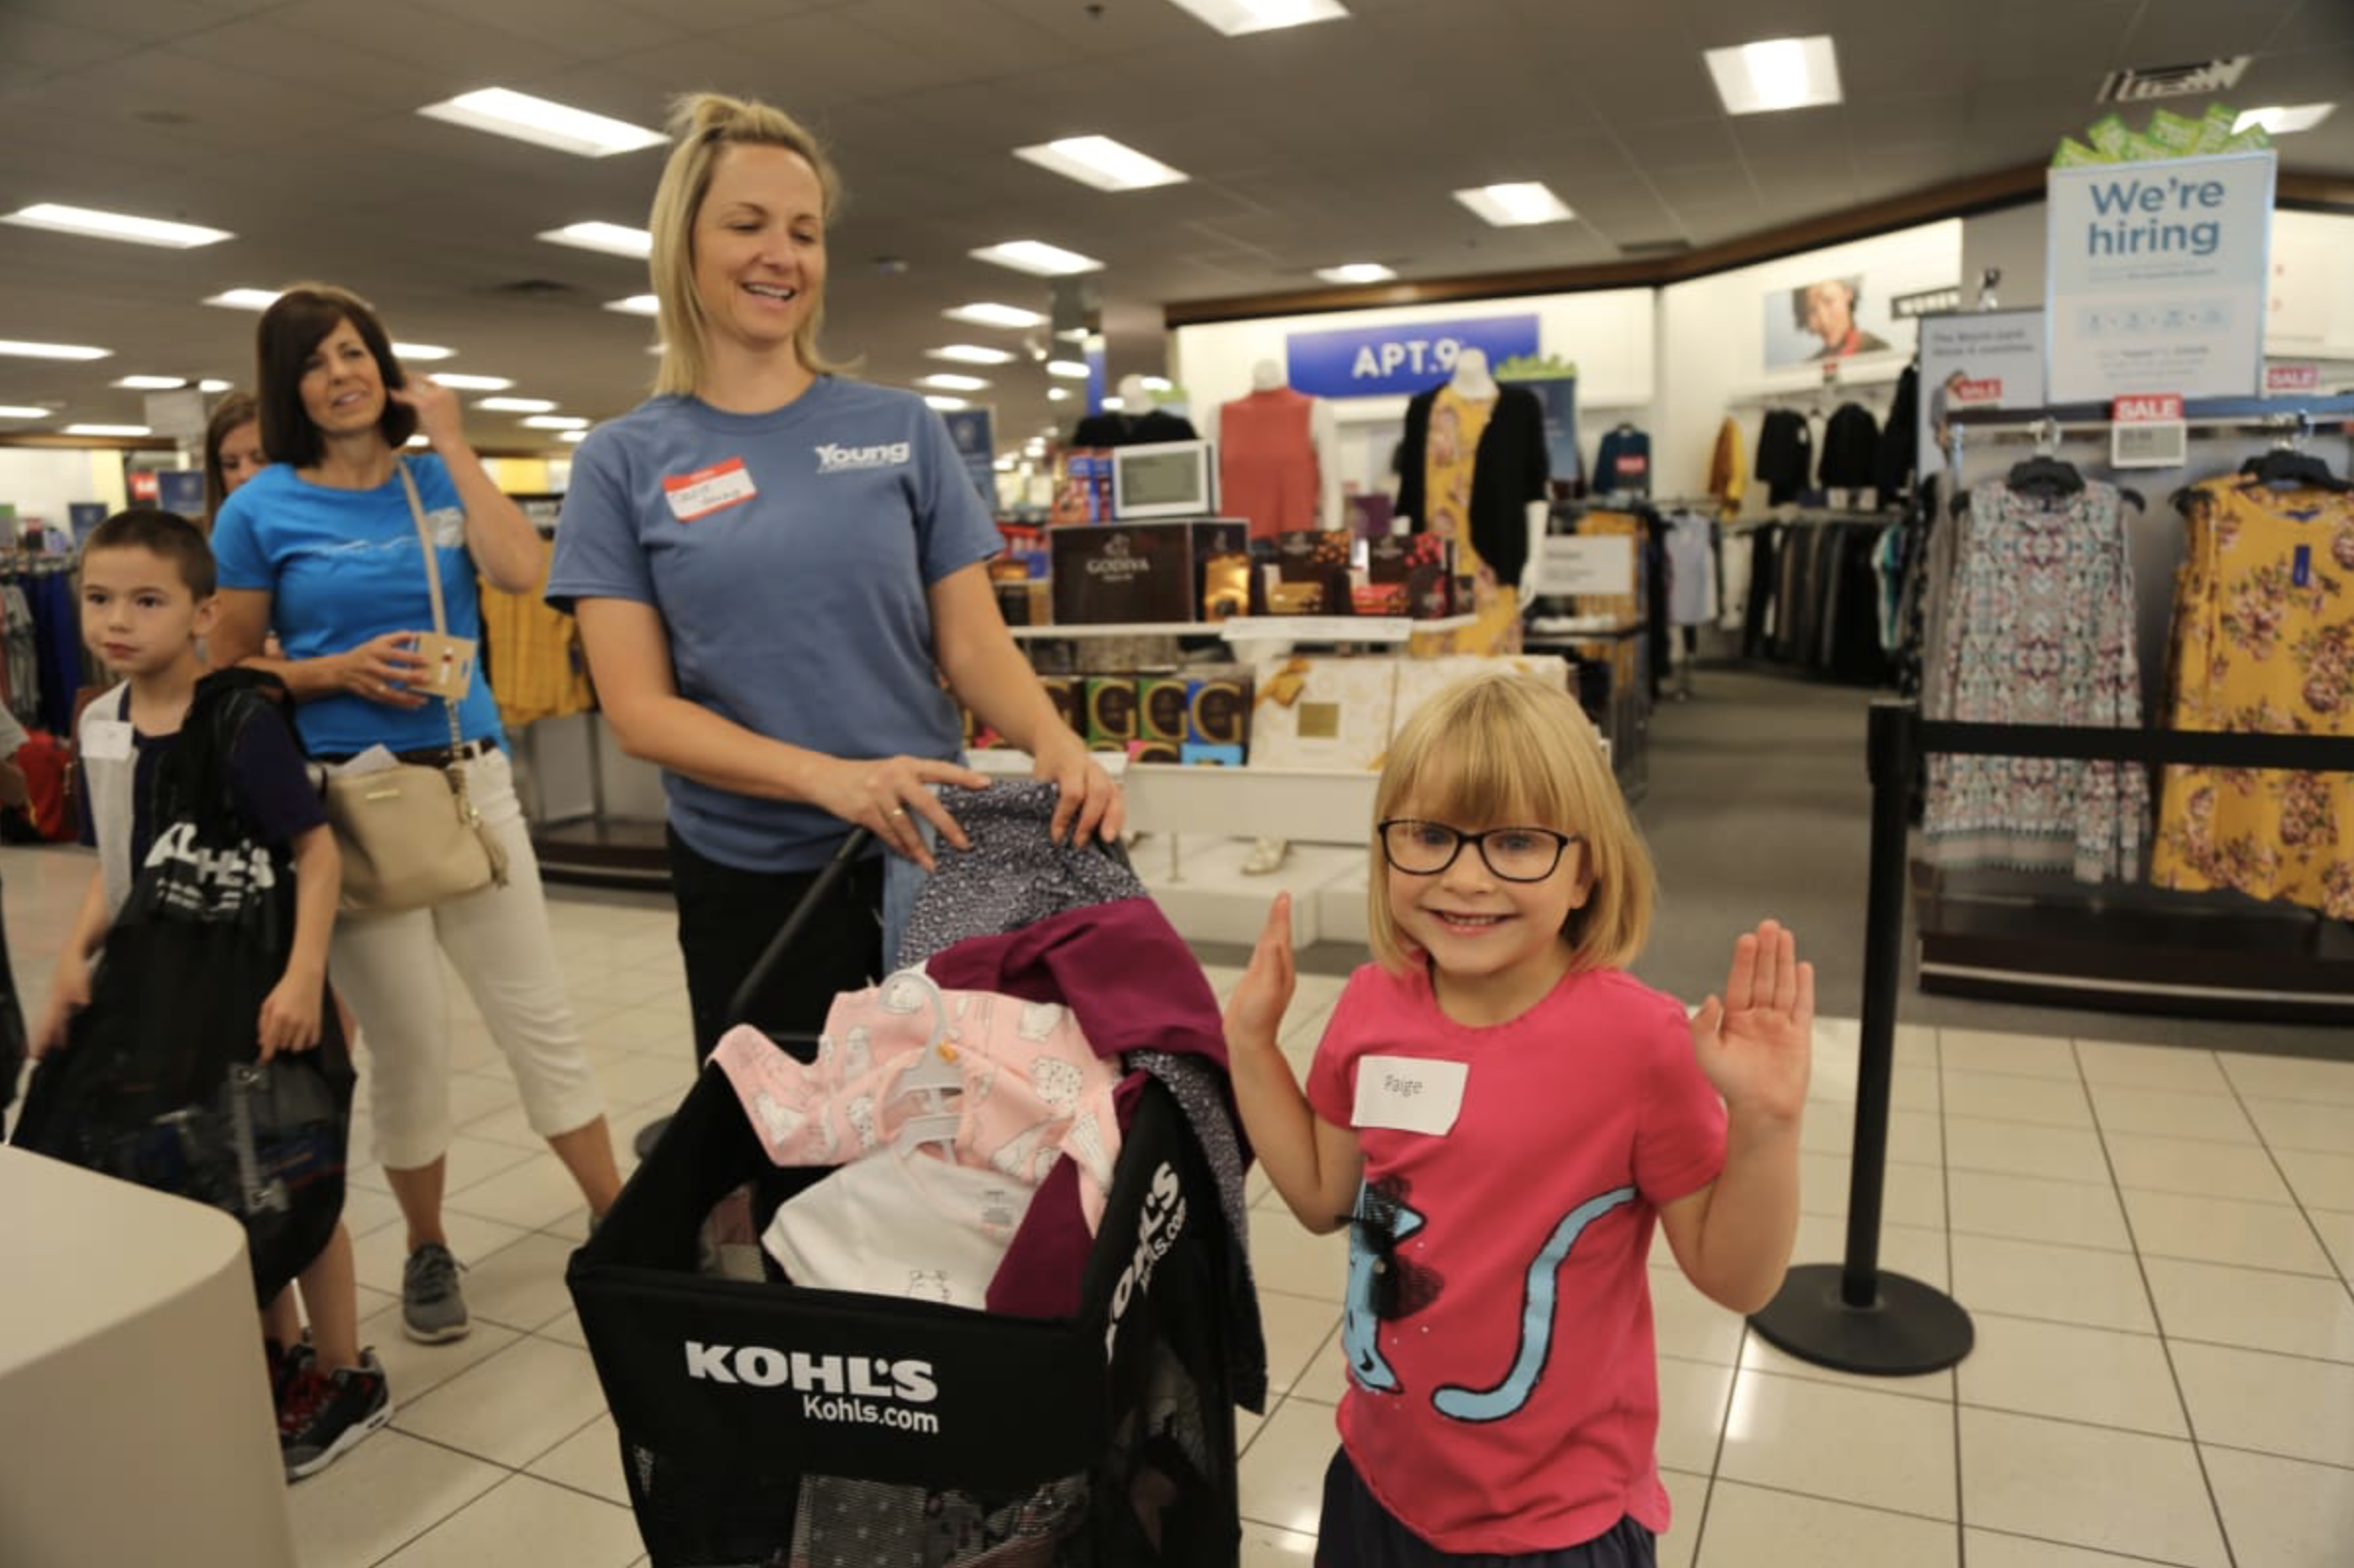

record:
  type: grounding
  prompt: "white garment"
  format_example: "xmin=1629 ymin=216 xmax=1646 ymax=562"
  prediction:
xmin=1716 ymin=530 xmax=1755 ymax=634
xmin=1664 ymin=514 xmax=1717 ymax=627
xmin=329 ymin=748 xmax=608 ymax=1169
xmin=77 ymin=683 xmax=137 ymax=917
xmin=763 ymin=1140 xmax=1028 ymax=1307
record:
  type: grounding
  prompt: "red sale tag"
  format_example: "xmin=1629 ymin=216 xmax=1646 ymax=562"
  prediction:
xmin=2267 ymin=364 xmax=2320 ymax=394
xmin=1951 ymin=378 xmax=2003 ymax=405
xmin=2111 ymin=394 xmax=2184 ymax=423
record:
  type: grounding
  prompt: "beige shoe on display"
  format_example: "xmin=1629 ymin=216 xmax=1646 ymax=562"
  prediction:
xmin=1242 ymin=836 xmax=1290 ymax=875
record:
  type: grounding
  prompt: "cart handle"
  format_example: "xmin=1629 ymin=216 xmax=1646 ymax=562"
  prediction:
xmin=723 ymin=827 xmax=874 ymax=1032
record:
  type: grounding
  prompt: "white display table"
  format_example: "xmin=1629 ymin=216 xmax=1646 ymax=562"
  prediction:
xmin=0 ymin=1146 xmax=297 ymax=1567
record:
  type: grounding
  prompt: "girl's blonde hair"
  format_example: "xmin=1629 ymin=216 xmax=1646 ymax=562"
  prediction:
xmin=1367 ymin=672 xmax=1654 ymax=975
xmin=647 ymin=91 xmax=846 ymax=398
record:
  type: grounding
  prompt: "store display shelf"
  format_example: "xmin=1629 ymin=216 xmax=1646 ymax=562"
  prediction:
xmin=967 ymin=751 xmax=1378 ymax=845
xmin=1008 ymin=621 xmax=1226 ymax=639
xmin=1006 ymin=615 xmax=1474 ymax=644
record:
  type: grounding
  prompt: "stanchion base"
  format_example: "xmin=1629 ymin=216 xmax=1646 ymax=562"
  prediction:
xmin=1747 ymin=1265 xmax=1974 ymax=1375
xmin=632 ymin=1115 xmax=673 ymax=1161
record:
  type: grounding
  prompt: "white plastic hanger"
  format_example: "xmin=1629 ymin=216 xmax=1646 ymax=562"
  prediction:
xmin=881 ymin=970 xmax=963 ymax=1113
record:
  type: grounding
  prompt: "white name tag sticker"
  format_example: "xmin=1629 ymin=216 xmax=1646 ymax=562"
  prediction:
xmin=82 ymin=718 xmax=134 ymax=761
xmin=1352 ymin=1054 xmax=1468 ymax=1136
xmin=663 ymin=458 xmax=758 ymax=523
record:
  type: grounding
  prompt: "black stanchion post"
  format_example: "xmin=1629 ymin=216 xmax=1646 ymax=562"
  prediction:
xmin=1747 ymin=700 xmax=1975 ymax=1374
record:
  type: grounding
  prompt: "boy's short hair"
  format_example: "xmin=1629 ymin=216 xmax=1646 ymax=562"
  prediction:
xmin=1368 ymin=672 xmax=1654 ymax=975
xmin=83 ymin=508 xmax=217 ymax=600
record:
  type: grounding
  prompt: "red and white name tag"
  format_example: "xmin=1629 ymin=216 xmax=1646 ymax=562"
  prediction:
xmin=663 ymin=458 xmax=757 ymax=522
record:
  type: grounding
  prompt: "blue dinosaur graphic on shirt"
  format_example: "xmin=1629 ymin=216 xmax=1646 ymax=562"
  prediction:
xmin=1433 ymin=1185 xmax=1636 ymax=1423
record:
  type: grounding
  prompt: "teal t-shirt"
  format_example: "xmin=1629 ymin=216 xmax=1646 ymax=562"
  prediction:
xmin=211 ymin=454 xmax=504 ymax=756
xmin=546 ymin=378 xmax=1001 ymax=873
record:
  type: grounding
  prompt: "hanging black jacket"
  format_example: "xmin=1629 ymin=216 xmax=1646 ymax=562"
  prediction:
xmin=1755 ymin=410 xmax=1814 ymax=506
xmin=1877 ymin=364 xmax=1920 ymax=500
xmin=1818 ymin=403 xmax=1882 ymax=491
xmin=1395 ymin=383 xmax=1550 ymax=588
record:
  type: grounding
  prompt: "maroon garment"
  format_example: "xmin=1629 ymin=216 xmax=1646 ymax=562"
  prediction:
xmin=923 ymin=897 xmax=1229 ymax=1073
xmin=986 ymin=1075 xmax=1147 ymax=1320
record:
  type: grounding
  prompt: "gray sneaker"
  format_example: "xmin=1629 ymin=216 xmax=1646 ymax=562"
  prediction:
xmin=402 ymin=1243 xmax=471 ymax=1343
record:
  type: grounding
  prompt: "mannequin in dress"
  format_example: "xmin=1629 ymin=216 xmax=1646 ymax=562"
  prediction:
xmin=1204 ymin=359 xmax=1341 ymax=534
xmin=1393 ymin=347 xmax=1550 ymax=653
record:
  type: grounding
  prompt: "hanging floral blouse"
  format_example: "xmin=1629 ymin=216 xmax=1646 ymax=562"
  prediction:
xmin=2151 ymin=478 xmax=2354 ymax=920
xmin=1924 ymin=479 xmax=2148 ymax=880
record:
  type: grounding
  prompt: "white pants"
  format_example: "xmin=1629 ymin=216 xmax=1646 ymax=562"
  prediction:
xmin=329 ymin=748 xmax=605 ymax=1170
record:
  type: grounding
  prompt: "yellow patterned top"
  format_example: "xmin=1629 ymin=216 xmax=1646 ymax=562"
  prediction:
xmin=1414 ymin=385 xmax=1521 ymax=655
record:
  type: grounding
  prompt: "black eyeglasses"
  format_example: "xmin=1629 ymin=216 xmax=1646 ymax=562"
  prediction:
xmin=1376 ymin=818 xmax=1580 ymax=883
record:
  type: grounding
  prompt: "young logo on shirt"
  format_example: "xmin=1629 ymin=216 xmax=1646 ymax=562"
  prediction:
xmin=813 ymin=440 xmax=912 ymax=474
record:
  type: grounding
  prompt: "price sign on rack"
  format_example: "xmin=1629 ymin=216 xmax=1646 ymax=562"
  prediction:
xmin=2111 ymin=393 xmax=2189 ymax=469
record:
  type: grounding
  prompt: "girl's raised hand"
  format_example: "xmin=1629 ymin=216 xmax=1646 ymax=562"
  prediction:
xmin=1223 ymin=892 xmax=1297 ymax=1052
xmin=1690 ymin=919 xmax=1814 ymax=1122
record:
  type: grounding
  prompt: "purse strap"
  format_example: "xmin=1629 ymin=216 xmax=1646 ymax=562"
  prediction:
xmin=394 ymin=459 xmax=468 ymax=762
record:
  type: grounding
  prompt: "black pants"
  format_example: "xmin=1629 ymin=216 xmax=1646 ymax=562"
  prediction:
xmin=1317 ymin=1448 xmax=1655 ymax=1567
xmin=664 ymin=826 xmax=883 ymax=1064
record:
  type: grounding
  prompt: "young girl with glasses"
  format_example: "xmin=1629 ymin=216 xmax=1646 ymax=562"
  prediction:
xmin=1226 ymin=672 xmax=1814 ymax=1567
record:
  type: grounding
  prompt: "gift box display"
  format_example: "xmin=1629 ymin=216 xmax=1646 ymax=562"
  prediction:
xmin=1369 ymin=533 xmax=1456 ymax=619
xmin=1049 ymin=520 xmax=1249 ymax=626
xmin=1389 ymin=655 xmax=1574 ymax=740
xmin=1247 ymin=655 xmax=1397 ymax=772
xmin=1273 ymin=529 xmax=1354 ymax=616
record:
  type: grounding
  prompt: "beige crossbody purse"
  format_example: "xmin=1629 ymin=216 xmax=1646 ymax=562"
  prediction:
xmin=318 ymin=462 xmax=510 ymax=914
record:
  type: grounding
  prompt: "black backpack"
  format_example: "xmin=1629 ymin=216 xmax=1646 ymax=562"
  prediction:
xmin=11 ymin=670 xmax=354 ymax=1305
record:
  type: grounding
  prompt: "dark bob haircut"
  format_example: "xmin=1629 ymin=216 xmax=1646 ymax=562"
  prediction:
xmin=254 ymin=283 xmax=417 ymax=466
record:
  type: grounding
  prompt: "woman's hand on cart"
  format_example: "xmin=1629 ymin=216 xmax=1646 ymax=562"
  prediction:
xmin=821 ymin=755 xmax=989 ymax=872
xmin=1032 ymin=727 xmax=1124 ymax=847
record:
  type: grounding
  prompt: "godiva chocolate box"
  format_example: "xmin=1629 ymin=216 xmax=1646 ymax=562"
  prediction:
xmin=1085 ymin=675 xmax=1140 ymax=746
xmin=1049 ymin=520 xmax=1249 ymax=626
xmin=1185 ymin=671 xmax=1253 ymax=748
xmin=1138 ymin=676 xmax=1189 ymax=745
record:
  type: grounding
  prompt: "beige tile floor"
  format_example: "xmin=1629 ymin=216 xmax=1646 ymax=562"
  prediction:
xmin=5 ymin=843 xmax=2351 ymax=1566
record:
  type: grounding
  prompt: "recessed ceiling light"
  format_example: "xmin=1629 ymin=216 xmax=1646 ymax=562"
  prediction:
xmin=1317 ymin=262 xmax=1395 ymax=284
xmin=522 ymin=415 xmax=589 ymax=430
xmin=0 ymin=406 xmax=49 ymax=419
xmin=425 ymin=372 xmax=515 ymax=391
xmin=918 ymin=372 xmax=989 ymax=392
xmin=66 ymin=423 xmax=150 ymax=437
xmin=1047 ymin=387 xmax=1073 ymax=403
xmin=0 ymin=339 xmax=109 ymax=360
xmin=1704 ymin=34 xmax=1843 ymax=115
xmin=203 ymin=288 xmax=281 ymax=311
xmin=405 ymin=433 xmax=432 ymax=448
xmin=1047 ymin=361 xmax=1091 ymax=380
xmin=417 ymin=87 xmax=666 ymax=158
xmin=478 ymin=396 xmax=557 ymax=413
xmin=3 ymin=202 xmax=231 ymax=249
xmin=2235 ymin=103 xmax=2336 ymax=136
xmin=197 ymin=378 xmax=231 ymax=393
xmin=114 ymin=374 xmax=191 ymax=390
xmin=392 ymin=343 xmax=454 ymax=362
xmin=1140 ymin=375 xmax=1172 ymax=392
xmin=1101 ymin=396 xmax=1126 ymax=412
xmin=1453 ymin=183 xmax=1575 ymax=227
xmin=944 ymin=302 xmax=1047 ymax=329
xmin=971 ymin=240 xmax=1103 ymax=277
xmin=538 ymin=221 xmax=654 ymax=258
xmin=1014 ymin=136 xmax=1189 ymax=193
xmin=559 ymin=429 xmax=588 ymax=442
xmin=603 ymin=295 xmax=660 ymax=317
xmin=927 ymin=344 xmax=1017 ymax=365
xmin=924 ymin=394 xmax=971 ymax=411
xmin=1164 ymin=0 xmax=1349 ymax=36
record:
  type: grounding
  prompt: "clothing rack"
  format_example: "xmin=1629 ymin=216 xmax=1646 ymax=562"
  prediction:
xmin=1942 ymin=394 xmax=2354 ymax=462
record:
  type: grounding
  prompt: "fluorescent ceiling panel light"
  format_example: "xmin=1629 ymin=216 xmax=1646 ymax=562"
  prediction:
xmin=67 ymin=423 xmax=150 ymax=437
xmin=2235 ymin=103 xmax=2336 ymax=136
xmin=918 ymin=372 xmax=989 ymax=392
xmin=1014 ymin=136 xmax=1188 ymax=193
xmin=392 ymin=342 xmax=454 ymax=361
xmin=927 ymin=344 xmax=1016 ymax=364
xmin=425 ymin=372 xmax=514 ymax=391
xmin=1704 ymin=34 xmax=1843 ymax=115
xmin=559 ymin=429 xmax=588 ymax=442
xmin=971 ymin=240 xmax=1103 ymax=276
xmin=522 ymin=415 xmax=588 ymax=430
xmin=1046 ymin=360 xmax=1090 ymax=379
xmin=1163 ymin=0 xmax=1349 ymax=37
xmin=197 ymin=378 xmax=231 ymax=393
xmin=203 ymin=288 xmax=281 ymax=310
xmin=417 ymin=87 xmax=666 ymax=158
xmin=0 ymin=339 xmax=109 ymax=360
xmin=924 ymin=395 xmax=971 ymax=411
xmin=603 ymin=295 xmax=660 ymax=316
xmin=405 ymin=433 xmax=432 ymax=447
xmin=0 ymin=406 xmax=49 ymax=418
xmin=114 ymin=374 xmax=190 ymax=390
xmin=1047 ymin=387 xmax=1072 ymax=402
xmin=478 ymin=396 xmax=557 ymax=413
xmin=1452 ymin=182 xmax=1575 ymax=227
xmin=1317 ymin=262 xmax=1395 ymax=284
xmin=1140 ymin=375 xmax=1172 ymax=392
xmin=1101 ymin=397 xmax=1126 ymax=411
xmin=3 ymin=202 xmax=231 ymax=249
xmin=944 ymin=302 xmax=1046 ymax=329
xmin=538 ymin=220 xmax=654 ymax=258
